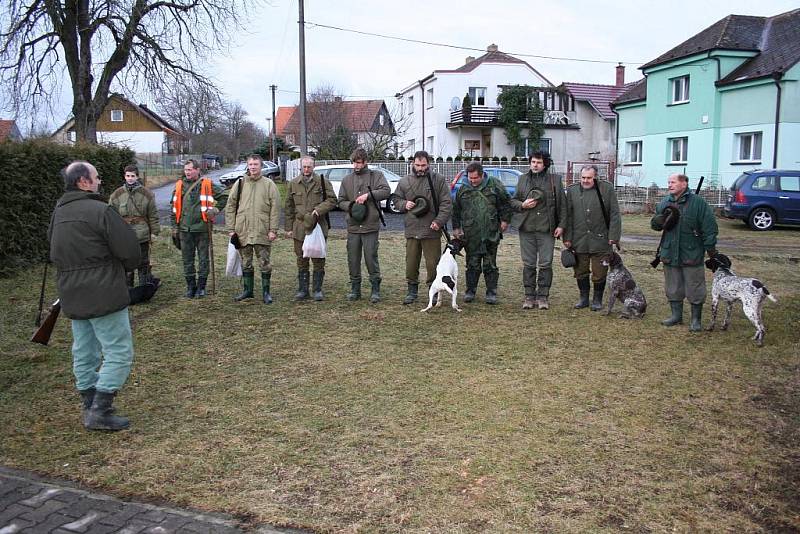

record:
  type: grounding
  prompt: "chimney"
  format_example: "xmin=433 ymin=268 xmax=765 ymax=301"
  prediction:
xmin=615 ymin=63 xmax=625 ymax=87
xmin=334 ymin=96 xmax=342 ymax=103
xmin=487 ymin=43 xmax=498 ymax=52
xmin=465 ymin=56 xmax=475 ymax=64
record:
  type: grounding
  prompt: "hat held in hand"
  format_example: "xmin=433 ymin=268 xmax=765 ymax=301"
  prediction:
xmin=349 ymin=202 xmax=368 ymax=224
xmin=409 ymin=196 xmax=429 ymax=217
xmin=303 ymin=212 xmax=318 ymax=232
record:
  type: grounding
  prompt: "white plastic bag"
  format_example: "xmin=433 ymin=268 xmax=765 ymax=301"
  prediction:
xmin=226 ymin=241 xmax=243 ymax=277
xmin=302 ymin=223 xmax=327 ymax=258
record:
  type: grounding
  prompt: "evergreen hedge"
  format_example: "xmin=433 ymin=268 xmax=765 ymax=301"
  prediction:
xmin=0 ymin=140 xmax=135 ymax=277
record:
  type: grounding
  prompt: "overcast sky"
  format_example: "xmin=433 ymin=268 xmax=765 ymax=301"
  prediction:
xmin=10 ymin=0 xmax=800 ymax=133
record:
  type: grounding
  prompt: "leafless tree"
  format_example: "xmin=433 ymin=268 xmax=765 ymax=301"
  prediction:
xmin=156 ymin=81 xmax=223 ymax=137
xmin=0 ymin=0 xmax=256 ymax=143
xmin=360 ymin=100 xmax=404 ymax=160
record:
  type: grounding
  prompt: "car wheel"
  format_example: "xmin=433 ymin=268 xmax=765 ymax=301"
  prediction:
xmin=386 ymin=198 xmax=402 ymax=214
xmin=748 ymin=207 xmax=775 ymax=231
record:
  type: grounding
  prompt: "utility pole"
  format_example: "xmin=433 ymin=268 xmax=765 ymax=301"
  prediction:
xmin=270 ymin=84 xmax=278 ymax=163
xmin=298 ymin=0 xmax=308 ymax=154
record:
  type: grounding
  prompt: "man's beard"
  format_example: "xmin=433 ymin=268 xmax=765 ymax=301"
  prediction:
xmin=414 ymin=169 xmax=427 ymax=177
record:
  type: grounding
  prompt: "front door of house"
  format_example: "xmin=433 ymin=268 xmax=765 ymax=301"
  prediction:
xmin=481 ymin=132 xmax=491 ymax=158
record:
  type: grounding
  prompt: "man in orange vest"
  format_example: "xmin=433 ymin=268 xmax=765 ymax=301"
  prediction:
xmin=171 ymin=159 xmax=227 ymax=298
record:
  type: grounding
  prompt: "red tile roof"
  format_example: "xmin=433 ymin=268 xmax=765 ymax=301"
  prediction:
xmin=0 ymin=119 xmax=20 ymax=142
xmin=561 ymin=82 xmax=639 ymax=120
xmin=278 ymin=100 xmax=388 ymax=135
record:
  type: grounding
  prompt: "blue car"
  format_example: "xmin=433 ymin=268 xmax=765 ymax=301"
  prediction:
xmin=723 ymin=169 xmax=800 ymax=230
xmin=450 ymin=167 xmax=522 ymax=200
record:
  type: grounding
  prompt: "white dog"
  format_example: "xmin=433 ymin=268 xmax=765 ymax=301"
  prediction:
xmin=421 ymin=242 xmax=463 ymax=313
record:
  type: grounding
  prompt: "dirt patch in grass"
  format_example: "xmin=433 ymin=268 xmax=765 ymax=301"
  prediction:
xmin=2 ymin=230 xmax=798 ymax=532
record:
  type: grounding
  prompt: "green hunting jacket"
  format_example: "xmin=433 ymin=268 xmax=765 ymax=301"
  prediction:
xmin=285 ymin=172 xmax=337 ymax=239
xmin=396 ymin=171 xmax=452 ymax=240
xmin=510 ymin=170 xmax=567 ymax=234
xmin=563 ymin=179 xmax=621 ymax=254
xmin=108 ymin=182 xmax=160 ymax=243
xmin=225 ymin=173 xmax=281 ymax=246
xmin=651 ymin=190 xmax=718 ymax=266
xmin=452 ymin=176 xmax=512 ymax=253
xmin=337 ymin=168 xmax=390 ymax=234
xmin=170 ymin=176 xmax=228 ymax=233
xmin=48 ymin=190 xmax=140 ymax=320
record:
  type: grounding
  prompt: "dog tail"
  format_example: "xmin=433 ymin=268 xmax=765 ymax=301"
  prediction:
xmin=753 ymin=280 xmax=778 ymax=302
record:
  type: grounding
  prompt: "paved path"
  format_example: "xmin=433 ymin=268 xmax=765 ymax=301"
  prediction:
xmin=0 ymin=467 xmax=297 ymax=534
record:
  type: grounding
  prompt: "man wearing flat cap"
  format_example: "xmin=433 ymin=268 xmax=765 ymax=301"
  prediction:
xmin=286 ymin=155 xmax=337 ymax=301
xmin=226 ymin=154 xmax=281 ymax=303
xmin=651 ymin=173 xmax=718 ymax=331
xmin=395 ymin=150 xmax=452 ymax=305
xmin=337 ymin=148 xmax=390 ymax=303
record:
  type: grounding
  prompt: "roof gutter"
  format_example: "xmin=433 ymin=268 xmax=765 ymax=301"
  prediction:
xmin=418 ymin=79 xmax=426 ymax=151
xmin=772 ymin=72 xmax=783 ymax=168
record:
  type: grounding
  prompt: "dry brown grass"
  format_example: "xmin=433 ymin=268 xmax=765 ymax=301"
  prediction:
xmin=1 ymin=225 xmax=798 ymax=532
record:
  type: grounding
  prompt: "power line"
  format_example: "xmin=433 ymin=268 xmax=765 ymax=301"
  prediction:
xmin=305 ymin=21 xmax=644 ymax=65
xmin=276 ymin=88 xmax=396 ymax=99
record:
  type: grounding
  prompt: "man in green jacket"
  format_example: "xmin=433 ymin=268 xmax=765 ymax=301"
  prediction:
xmin=226 ymin=154 xmax=281 ymax=303
xmin=109 ymin=164 xmax=160 ymax=288
xmin=49 ymin=161 xmax=141 ymax=431
xmin=510 ymin=151 xmax=567 ymax=310
xmin=395 ymin=150 xmax=452 ymax=305
xmin=170 ymin=159 xmax=227 ymax=298
xmin=452 ymin=162 xmax=511 ymax=304
xmin=651 ymin=173 xmax=718 ymax=331
xmin=337 ymin=148 xmax=390 ymax=303
xmin=563 ymin=165 xmax=621 ymax=310
xmin=285 ymin=155 xmax=336 ymax=301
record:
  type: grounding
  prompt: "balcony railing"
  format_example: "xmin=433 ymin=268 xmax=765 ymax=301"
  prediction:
xmin=448 ymin=107 xmax=578 ymax=127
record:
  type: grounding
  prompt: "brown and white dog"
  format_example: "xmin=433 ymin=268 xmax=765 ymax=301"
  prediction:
xmin=705 ymin=254 xmax=776 ymax=346
xmin=601 ymin=252 xmax=647 ymax=319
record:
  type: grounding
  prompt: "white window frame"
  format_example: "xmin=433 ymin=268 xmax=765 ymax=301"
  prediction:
xmin=110 ymin=109 xmax=124 ymax=122
xmin=469 ymin=87 xmax=487 ymax=106
xmin=427 ymin=136 xmax=434 ymax=152
xmin=378 ymin=114 xmax=385 ymax=127
xmin=669 ymin=76 xmax=690 ymax=104
xmin=408 ymin=96 xmax=414 ymax=115
xmin=426 ymin=88 xmax=434 ymax=109
xmin=407 ymin=138 xmax=415 ymax=154
xmin=627 ymin=141 xmax=642 ymax=164
xmin=668 ymin=137 xmax=688 ymax=163
xmin=735 ymin=131 xmax=762 ymax=163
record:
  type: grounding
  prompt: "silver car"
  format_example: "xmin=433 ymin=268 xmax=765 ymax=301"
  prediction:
xmin=219 ymin=161 xmax=280 ymax=187
xmin=313 ymin=164 xmax=402 ymax=213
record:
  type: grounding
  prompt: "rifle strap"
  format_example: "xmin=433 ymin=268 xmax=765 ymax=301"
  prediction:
xmin=425 ymin=172 xmax=450 ymax=241
xmin=593 ymin=181 xmax=610 ymax=230
xmin=319 ymin=173 xmax=331 ymax=227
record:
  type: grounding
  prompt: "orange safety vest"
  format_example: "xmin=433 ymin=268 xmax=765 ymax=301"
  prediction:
xmin=172 ymin=178 xmax=215 ymax=223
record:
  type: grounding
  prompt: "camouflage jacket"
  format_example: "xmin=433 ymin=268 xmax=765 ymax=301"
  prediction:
xmin=453 ymin=176 xmax=512 ymax=253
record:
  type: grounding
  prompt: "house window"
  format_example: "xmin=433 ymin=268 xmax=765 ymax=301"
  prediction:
xmin=468 ymin=87 xmax=486 ymax=106
xmin=735 ymin=132 xmax=762 ymax=162
xmin=669 ymin=76 xmax=690 ymax=104
xmin=668 ymin=137 xmax=688 ymax=163
xmin=408 ymin=96 xmax=414 ymax=114
xmin=407 ymin=139 xmax=415 ymax=154
xmin=379 ymin=114 xmax=385 ymax=127
xmin=427 ymin=136 xmax=434 ymax=151
xmin=399 ymin=101 xmax=404 ymax=117
xmin=110 ymin=109 xmax=124 ymax=122
xmin=426 ymin=88 xmax=434 ymax=109
xmin=464 ymin=140 xmax=480 ymax=156
xmin=627 ymin=141 xmax=642 ymax=163
xmin=514 ymin=138 xmax=551 ymax=158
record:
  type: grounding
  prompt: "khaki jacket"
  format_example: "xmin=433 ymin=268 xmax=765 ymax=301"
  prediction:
xmin=224 ymin=173 xmax=281 ymax=246
xmin=396 ymin=171 xmax=452 ymax=240
xmin=285 ymin=173 xmax=337 ymax=239
xmin=564 ymin=179 xmax=621 ymax=253
xmin=510 ymin=170 xmax=566 ymax=233
xmin=109 ymin=183 xmax=160 ymax=243
xmin=337 ymin=168 xmax=390 ymax=233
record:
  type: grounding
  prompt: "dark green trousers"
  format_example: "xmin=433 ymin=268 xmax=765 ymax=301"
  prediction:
xmin=180 ymin=231 xmax=209 ymax=279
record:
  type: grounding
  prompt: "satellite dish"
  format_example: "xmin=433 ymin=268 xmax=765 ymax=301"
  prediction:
xmin=450 ymin=97 xmax=460 ymax=111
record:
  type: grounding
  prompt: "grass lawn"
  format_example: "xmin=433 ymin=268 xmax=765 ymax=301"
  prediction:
xmin=1 ymin=220 xmax=798 ymax=532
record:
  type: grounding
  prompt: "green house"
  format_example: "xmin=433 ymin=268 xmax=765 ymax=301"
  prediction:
xmin=612 ymin=8 xmax=800 ymax=188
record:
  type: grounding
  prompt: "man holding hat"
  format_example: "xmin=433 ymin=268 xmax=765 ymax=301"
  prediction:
xmin=452 ymin=162 xmax=512 ymax=304
xmin=651 ymin=173 xmax=718 ymax=331
xmin=226 ymin=154 xmax=281 ymax=303
xmin=285 ymin=155 xmax=337 ymax=301
xmin=395 ymin=150 xmax=452 ymax=305
xmin=510 ymin=151 xmax=566 ymax=310
xmin=337 ymin=148 xmax=390 ymax=303
xmin=563 ymin=165 xmax=621 ymax=310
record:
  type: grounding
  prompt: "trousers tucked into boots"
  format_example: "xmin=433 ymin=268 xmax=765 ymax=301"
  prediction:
xmin=590 ymin=281 xmax=606 ymax=311
xmin=262 ymin=272 xmax=273 ymax=304
xmin=295 ymin=270 xmax=310 ymax=301
xmin=369 ymin=278 xmax=381 ymax=304
xmin=185 ymin=277 xmax=196 ymax=299
xmin=234 ymin=271 xmax=254 ymax=301
xmin=574 ymin=277 xmax=590 ymax=309
xmin=484 ymin=270 xmax=499 ymax=305
xmin=403 ymin=282 xmax=418 ymax=305
xmin=464 ymin=270 xmax=480 ymax=303
xmin=312 ymin=270 xmax=325 ymax=301
xmin=195 ymin=277 xmax=207 ymax=298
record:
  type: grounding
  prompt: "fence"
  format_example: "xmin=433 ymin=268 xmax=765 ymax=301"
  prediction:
xmin=284 ymin=159 xmax=729 ymax=209
xmin=285 ymin=159 xmax=564 ymax=181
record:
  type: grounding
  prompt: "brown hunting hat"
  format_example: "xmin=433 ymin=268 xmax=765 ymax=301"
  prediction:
xmin=409 ymin=196 xmax=429 ymax=217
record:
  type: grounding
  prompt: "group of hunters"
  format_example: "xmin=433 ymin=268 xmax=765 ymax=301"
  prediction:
xmin=47 ymin=150 xmax=718 ymax=431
